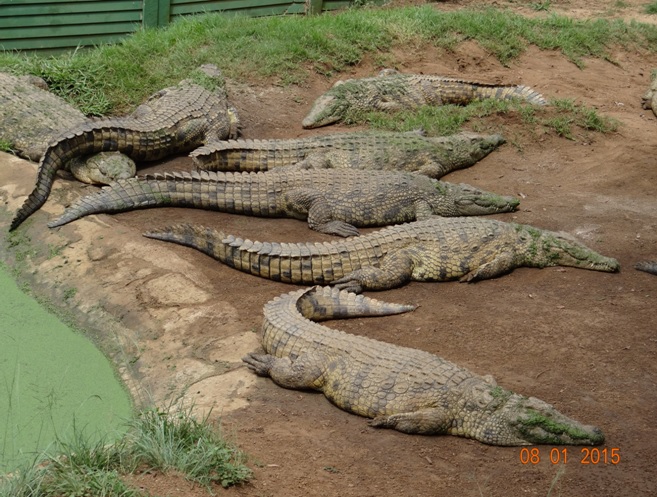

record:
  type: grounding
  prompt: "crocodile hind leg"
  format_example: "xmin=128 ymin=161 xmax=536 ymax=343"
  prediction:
xmin=458 ymin=252 xmax=518 ymax=282
xmin=242 ymin=352 xmax=328 ymax=390
xmin=332 ymin=247 xmax=417 ymax=292
xmin=286 ymin=188 xmax=361 ymax=237
xmin=369 ymin=408 xmax=451 ymax=435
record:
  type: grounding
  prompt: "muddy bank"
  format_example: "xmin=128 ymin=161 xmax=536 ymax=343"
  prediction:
xmin=0 ymin=152 xmax=261 ymax=415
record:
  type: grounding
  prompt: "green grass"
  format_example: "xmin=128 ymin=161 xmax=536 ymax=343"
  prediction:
xmin=125 ymin=407 xmax=251 ymax=489
xmin=343 ymin=96 xmax=618 ymax=140
xmin=0 ymin=405 xmax=251 ymax=496
xmin=646 ymin=1 xmax=657 ymax=14
xmin=531 ymin=1 xmax=552 ymax=12
xmin=0 ymin=6 xmax=656 ymax=114
xmin=0 ymin=139 xmax=14 ymax=154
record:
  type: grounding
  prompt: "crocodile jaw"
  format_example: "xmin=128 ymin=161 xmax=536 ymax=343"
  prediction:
xmin=539 ymin=231 xmax=620 ymax=272
xmin=446 ymin=182 xmax=519 ymax=216
xmin=302 ymin=94 xmax=344 ymax=128
xmin=453 ymin=193 xmax=520 ymax=215
xmin=465 ymin=391 xmax=605 ymax=446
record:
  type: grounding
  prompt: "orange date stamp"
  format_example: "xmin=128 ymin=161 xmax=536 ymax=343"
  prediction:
xmin=519 ymin=447 xmax=621 ymax=465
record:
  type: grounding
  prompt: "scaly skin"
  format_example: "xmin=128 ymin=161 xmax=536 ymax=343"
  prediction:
xmin=143 ymin=217 xmax=620 ymax=292
xmin=10 ymin=80 xmax=240 ymax=231
xmin=191 ymin=130 xmax=506 ymax=179
xmin=0 ymin=73 xmax=140 ymax=188
xmin=67 ymin=152 xmax=137 ymax=185
xmin=635 ymin=260 xmax=657 ymax=275
xmin=302 ymin=70 xmax=547 ymax=128
xmin=0 ymin=72 xmax=89 ymax=162
xmin=48 ymin=169 xmax=519 ymax=235
xmin=243 ymin=286 xmax=605 ymax=446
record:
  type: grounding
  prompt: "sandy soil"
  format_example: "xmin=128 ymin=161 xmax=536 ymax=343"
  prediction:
xmin=0 ymin=1 xmax=655 ymax=496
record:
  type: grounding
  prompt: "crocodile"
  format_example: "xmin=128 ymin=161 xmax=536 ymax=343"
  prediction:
xmin=635 ymin=260 xmax=657 ymax=275
xmin=0 ymin=73 xmax=138 ymax=183
xmin=9 ymin=69 xmax=240 ymax=231
xmin=302 ymin=69 xmax=547 ymax=129
xmin=243 ymin=286 xmax=605 ymax=446
xmin=191 ymin=130 xmax=506 ymax=179
xmin=0 ymin=72 xmax=89 ymax=162
xmin=641 ymin=70 xmax=657 ymax=117
xmin=143 ymin=217 xmax=620 ymax=293
xmin=48 ymin=169 xmax=519 ymax=236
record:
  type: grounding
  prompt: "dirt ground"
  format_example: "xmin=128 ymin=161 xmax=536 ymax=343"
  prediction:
xmin=1 ymin=1 xmax=656 ymax=496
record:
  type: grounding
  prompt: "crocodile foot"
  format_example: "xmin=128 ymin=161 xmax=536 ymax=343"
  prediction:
xmin=242 ymin=352 xmax=275 ymax=376
xmin=331 ymin=277 xmax=364 ymax=294
xmin=315 ymin=220 xmax=360 ymax=237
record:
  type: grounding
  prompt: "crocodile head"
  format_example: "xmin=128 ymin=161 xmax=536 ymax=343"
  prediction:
xmin=302 ymin=79 xmax=371 ymax=128
xmin=302 ymin=93 xmax=349 ymax=128
xmin=446 ymin=132 xmax=507 ymax=163
xmin=519 ymin=226 xmax=620 ymax=272
xmin=439 ymin=182 xmax=520 ymax=216
xmin=457 ymin=381 xmax=605 ymax=446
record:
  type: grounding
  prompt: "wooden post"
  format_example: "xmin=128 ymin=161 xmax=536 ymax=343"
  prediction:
xmin=306 ymin=0 xmax=324 ymax=15
xmin=143 ymin=0 xmax=171 ymax=28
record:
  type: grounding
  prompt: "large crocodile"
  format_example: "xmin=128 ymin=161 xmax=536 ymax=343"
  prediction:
xmin=48 ymin=169 xmax=519 ymax=236
xmin=302 ymin=69 xmax=547 ymax=129
xmin=10 ymin=71 xmax=240 ymax=231
xmin=0 ymin=72 xmax=137 ymax=183
xmin=191 ymin=130 xmax=506 ymax=179
xmin=143 ymin=217 xmax=620 ymax=292
xmin=641 ymin=70 xmax=657 ymax=118
xmin=243 ymin=286 xmax=605 ymax=445
xmin=0 ymin=72 xmax=89 ymax=162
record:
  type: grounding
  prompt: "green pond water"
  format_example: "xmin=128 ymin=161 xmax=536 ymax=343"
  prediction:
xmin=0 ymin=265 xmax=133 ymax=473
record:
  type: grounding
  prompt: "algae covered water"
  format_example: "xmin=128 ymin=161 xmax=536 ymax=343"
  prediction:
xmin=0 ymin=265 xmax=133 ymax=473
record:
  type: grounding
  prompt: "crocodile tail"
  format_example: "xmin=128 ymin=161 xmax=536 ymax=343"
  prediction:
xmin=10 ymin=153 xmax=60 ymax=230
xmin=144 ymin=224 xmax=312 ymax=283
xmin=295 ymin=286 xmax=416 ymax=320
xmin=48 ymin=170 xmax=269 ymax=228
xmin=143 ymin=223 xmax=358 ymax=285
xmin=191 ymin=139 xmax=308 ymax=172
xmin=474 ymin=84 xmax=547 ymax=106
xmin=10 ymin=123 xmax=135 ymax=231
xmin=144 ymin=223 xmax=229 ymax=261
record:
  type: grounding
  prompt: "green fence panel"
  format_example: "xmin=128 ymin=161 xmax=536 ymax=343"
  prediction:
xmin=169 ymin=0 xmax=308 ymax=18
xmin=0 ymin=0 xmax=355 ymax=52
xmin=0 ymin=0 xmax=143 ymax=51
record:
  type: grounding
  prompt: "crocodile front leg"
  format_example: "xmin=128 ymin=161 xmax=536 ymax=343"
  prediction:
xmin=286 ymin=188 xmax=361 ymax=237
xmin=369 ymin=408 xmax=451 ymax=435
xmin=332 ymin=247 xmax=417 ymax=292
xmin=458 ymin=252 xmax=518 ymax=282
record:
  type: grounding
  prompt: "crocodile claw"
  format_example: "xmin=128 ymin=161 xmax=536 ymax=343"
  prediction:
xmin=316 ymin=221 xmax=360 ymax=237
xmin=331 ymin=278 xmax=363 ymax=294
xmin=242 ymin=352 xmax=274 ymax=376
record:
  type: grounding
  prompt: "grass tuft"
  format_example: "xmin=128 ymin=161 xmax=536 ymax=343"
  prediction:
xmin=646 ymin=2 xmax=657 ymax=14
xmin=126 ymin=406 xmax=251 ymax=489
xmin=0 ymin=139 xmax=14 ymax=154
xmin=0 ymin=405 xmax=251 ymax=496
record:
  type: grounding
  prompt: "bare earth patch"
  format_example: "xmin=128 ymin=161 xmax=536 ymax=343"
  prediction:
xmin=0 ymin=1 xmax=655 ymax=496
